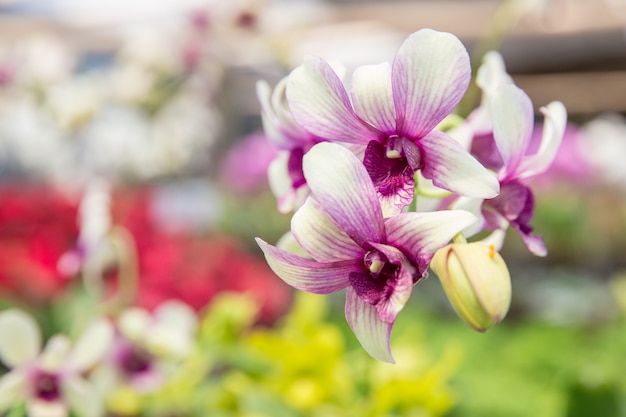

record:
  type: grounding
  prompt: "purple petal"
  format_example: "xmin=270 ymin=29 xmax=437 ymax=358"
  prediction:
xmin=490 ymin=84 xmax=534 ymax=178
xmin=256 ymin=238 xmax=355 ymax=294
xmin=286 ymin=56 xmax=380 ymax=144
xmin=368 ymin=242 xmax=415 ymax=323
xmin=345 ymin=287 xmax=395 ymax=363
xmin=385 ymin=210 xmax=477 ymax=274
xmin=291 ymin=198 xmax=365 ymax=263
xmin=393 ymin=29 xmax=471 ymax=139
xmin=303 ymin=142 xmax=385 ymax=247
xmin=486 ymin=181 xmax=546 ymax=256
xmin=420 ymin=131 xmax=500 ymax=198
xmin=351 ymin=63 xmax=397 ymax=134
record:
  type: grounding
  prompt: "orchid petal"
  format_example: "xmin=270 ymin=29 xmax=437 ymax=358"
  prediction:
xmin=345 ymin=287 xmax=395 ymax=363
xmin=351 ymin=63 xmax=397 ymax=134
xmin=518 ymin=101 xmax=567 ymax=179
xmin=154 ymin=301 xmax=197 ymax=335
xmin=286 ymin=56 xmax=379 ymax=144
xmin=451 ymin=196 xmax=486 ymax=237
xmin=67 ymin=320 xmax=113 ymax=371
xmin=303 ymin=142 xmax=385 ymax=246
xmin=256 ymin=238 xmax=354 ymax=294
xmin=118 ymin=308 xmax=151 ymax=341
xmin=27 ymin=399 xmax=67 ymax=417
xmin=0 ymin=310 xmax=41 ymax=367
xmin=385 ymin=210 xmax=477 ymax=271
xmin=63 ymin=376 xmax=102 ymax=417
xmin=393 ymin=29 xmax=471 ymax=139
xmin=292 ymin=198 xmax=364 ymax=263
xmin=268 ymin=151 xmax=309 ymax=213
xmin=491 ymin=84 xmax=534 ymax=177
xmin=476 ymin=51 xmax=513 ymax=94
xmin=420 ymin=131 xmax=500 ymax=198
xmin=39 ymin=336 xmax=70 ymax=373
xmin=0 ymin=371 xmax=27 ymax=413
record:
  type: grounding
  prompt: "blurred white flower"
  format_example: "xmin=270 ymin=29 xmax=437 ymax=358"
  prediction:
xmin=0 ymin=310 xmax=113 ymax=417
xmin=97 ymin=301 xmax=198 ymax=393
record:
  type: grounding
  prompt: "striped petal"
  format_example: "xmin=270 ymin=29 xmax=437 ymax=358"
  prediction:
xmin=393 ymin=29 xmax=471 ymax=139
xmin=491 ymin=84 xmax=534 ymax=178
xmin=0 ymin=310 xmax=41 ymax=367
xmin=420 ymin=131 xmax=500 ymax=198
xmin=286 ymin=56 xmax=379 ymax=144
xmin=385 ymin=210 xmax=477 ymax=272
xmin=292 ymin=198 xmax=364 ymax=263
xmin=303 ymin=142 xmax=385 ymax=247
xmin=351 ymin=63 xmax=397 ymax=134
xmin=517 ymin=101 xmax=567 ymax=179
xmin=345 ymin=287 xmax=395 ymax=363
xmin=67 ymin=320 xmax=113 ymax=371
xmin=256 ymin=238 xmax=355 ymax=294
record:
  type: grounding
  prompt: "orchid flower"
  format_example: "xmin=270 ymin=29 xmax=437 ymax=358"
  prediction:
xmin=285 ymin=28 xmax=499 ymax=216
xmin=454 ymin=84 xmax=567 ymax=256
xmin=256 ymin=142 xmax=476 ymax=363
xmin=0 ymin=309 xmax=113 ymax=417
xmin=257 ymin=77 xmax=323 ymax=213
xmin=98 ymin=300 xmax=198 ymax=393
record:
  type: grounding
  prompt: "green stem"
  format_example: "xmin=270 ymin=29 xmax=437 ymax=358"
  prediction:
xmin=453 ymin=233 xmax=468 ymax=245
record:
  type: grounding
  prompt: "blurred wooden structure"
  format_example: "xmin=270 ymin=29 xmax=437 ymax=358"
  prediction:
xmin=0 ymin=0 xmax=625 ymax=117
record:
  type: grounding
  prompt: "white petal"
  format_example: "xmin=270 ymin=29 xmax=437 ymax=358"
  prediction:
xmin=291 ymin=198 xmax=364 ymax=263
xmin=0 ymin=370 xmax=27 ymax=413
xmin=350 ymin=63 xmax=396 ymax=134
xmin=420 ymin=131 xmax=500 ymax=198
xmin=303 ymin=142 xmax=385 ymax=247
xmin=393 ymin=29 xmax=471 ymax=139
xmin=518 ymin=101 xmax=568 ymax=179
xmin=476 ymin=51 xmax=513 ymax=94
xmin=385 ymin=210 xmax=478 ymax=263
xmin=0 ymin=309 xmax=41 ymax=367
xmin=118 ymin=308 xmax=151 ymax=341
xmin=286 ymin=56 xmax=379 ymax=144
xmin=345 ymin=288 xmax=395 ymax=363
xmin=63 ymin=376 xmax=103 ymax=417
xmin=490 ymin=84 xmax=534 ymax=177
xmin=67 ymin=320 xmax=113 ymax=371
xmin=153 ymin=300 xmax=197 ymax=336
xmin=27 ymin=399 xmax=68 ymax=417
xmin=451 ymin=196 xmax=486 ymax=237
xmin=39 ymin=336 xmax=71 ymax=372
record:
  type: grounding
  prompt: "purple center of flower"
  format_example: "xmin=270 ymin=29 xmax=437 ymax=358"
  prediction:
xmin=362 ymin=139 xmax=421 ymax=212
xmin=32 ymin=371 xmax=61 ymax=402
xmin=349 ymin=249 xmax=402 ymax=307
xmin=119 ymin=345 xmax=153 ymax=376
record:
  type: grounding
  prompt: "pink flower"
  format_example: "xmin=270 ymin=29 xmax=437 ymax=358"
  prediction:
xmin=257 ymin=142 xmax=475 ymax=362
xmin=285 ymin=29 xmax=499 ymax=216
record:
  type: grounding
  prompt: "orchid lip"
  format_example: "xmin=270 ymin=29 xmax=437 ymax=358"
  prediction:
xmin=31 ymin=370 xmax=62 ymax=402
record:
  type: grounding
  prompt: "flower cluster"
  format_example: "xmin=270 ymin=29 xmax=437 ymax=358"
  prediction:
xmin=256 ymin=29 xmax=567 ymax=362
xmin=0 ymin=292 xmax=459 ymax=417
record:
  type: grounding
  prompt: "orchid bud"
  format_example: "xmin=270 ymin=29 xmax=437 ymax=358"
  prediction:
xmin=430 ymin=242 xmax=511 ymax=332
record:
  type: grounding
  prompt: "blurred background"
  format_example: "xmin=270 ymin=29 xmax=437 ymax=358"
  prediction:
xmin=1 ymin=0 xmax=626 ymax=416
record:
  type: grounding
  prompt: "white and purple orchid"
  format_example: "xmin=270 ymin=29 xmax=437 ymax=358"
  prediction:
xmin=284 ymin=28 xmax=499 ymax=216
xmin=0 ymin=310 xmax=113 ymax=417
xmin=257 ymin=77 xmax=324 ymax=213
xmin=453 ymin=83 xmax=567 ymax=256
xmin=256 ymin=142 xmax=476 ymax=362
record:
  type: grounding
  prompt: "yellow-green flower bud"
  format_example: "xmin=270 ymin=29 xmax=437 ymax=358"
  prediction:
xmin=430 ymin=242 xmax=511 ymax=332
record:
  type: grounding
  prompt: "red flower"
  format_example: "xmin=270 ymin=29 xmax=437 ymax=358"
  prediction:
xmin=0 ymin=183 xmax=79 ymax=303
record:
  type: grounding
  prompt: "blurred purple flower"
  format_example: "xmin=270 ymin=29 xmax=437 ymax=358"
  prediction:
xmin=219 ymin=131 xmax=278 ymax=193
